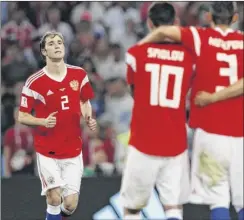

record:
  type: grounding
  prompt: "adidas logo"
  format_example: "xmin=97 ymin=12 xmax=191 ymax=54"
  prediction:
xmin=93 ymin=189 xmax=166 ymax=220
xmin=47 ymin=90 xmax=54 ymax=96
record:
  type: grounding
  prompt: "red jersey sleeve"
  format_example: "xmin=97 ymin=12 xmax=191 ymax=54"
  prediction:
xmin=19 ymin=84 xmax=37 ymax=113
xmin=181 ymin=26 xmax=202 ymax=57
xmin=125 ymin=49 xmax=137 ymax=85
xmin=80 ymin=74 xmax=94 ymax=102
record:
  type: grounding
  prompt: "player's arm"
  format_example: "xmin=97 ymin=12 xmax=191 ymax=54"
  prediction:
xmin=18 ymin=111 xmax=46 ymax=126
xmin=139 ymin=26 xmax=181 ymax=44
xmin=195 ymin=78 xmax=244 ymax=107
xmin=80 ymin=74 xmax=96 ymax=131
xmin=80 ymin=100 xmax=92 ymax=119
xmin=125 ymin=51 xmax=137 ymax=98
xmin=18 ymin=85 xmax=57 ymax=128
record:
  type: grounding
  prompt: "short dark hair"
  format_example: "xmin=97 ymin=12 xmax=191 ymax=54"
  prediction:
xmin=148 ymin=2 xmax=176 ymax=27
xmin=211 ymin=2 xmax=236 ymax=25
xmin=39 ymin=31 xmax=64 ymax=60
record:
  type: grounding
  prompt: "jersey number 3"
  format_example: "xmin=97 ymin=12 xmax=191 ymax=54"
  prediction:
xmin=146 ymin=63 xmax=184 ymax=109
xmin=61 ymin=95 xmax=69 ymax=110
xmin=216 ymin=53 xmax=238 ymax=92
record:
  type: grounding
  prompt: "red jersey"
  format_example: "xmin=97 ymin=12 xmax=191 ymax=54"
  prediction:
xmin=126 ymin=43 xmax=195 ymax=156
xmin=19 ymin=64 xmax=94 ymax=158
xmin=181 ymin=27 xmax=244 ymax=137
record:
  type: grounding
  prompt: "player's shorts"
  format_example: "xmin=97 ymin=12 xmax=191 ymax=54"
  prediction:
xmin=36 ymin=152 xmax=84 ymax=197
xmin=189 ymin=128 xmax=243 ymax=208
xmin=120 ymin=146 xmax=190 ymax=209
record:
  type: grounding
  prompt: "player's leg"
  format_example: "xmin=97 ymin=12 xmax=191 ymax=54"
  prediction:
xmin=60 ymin=152 xmax=84 ymax=217
xmin=36 ymin=153 xmax=65 ymax=220
xmin=189 ymin=129 xmax=232 ymax=220
xmin=230 ymin=137 xmax=244 ymax=220
xmin=120 ymin=146 xmax=161 ymax=219
xmin=156 ymin=150 xmax=190 ymax=220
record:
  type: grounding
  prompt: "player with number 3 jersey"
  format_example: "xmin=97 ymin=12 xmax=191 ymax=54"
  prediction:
xmin=140 ymin=2 xmax=243 ymax=220
xmin=18 ymin=32 xmax=96 ymax=220
xmin=120 ymin=3 xmax=194 ymax=220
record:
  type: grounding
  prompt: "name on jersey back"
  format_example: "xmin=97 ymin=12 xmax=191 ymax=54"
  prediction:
xmin=147 ymin=48 xmax=184 ymax=61
xmin=208 ymin=37 xmax=243 ymax=50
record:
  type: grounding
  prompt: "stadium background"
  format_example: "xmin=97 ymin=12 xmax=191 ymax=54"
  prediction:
xmin=1 ymin=2 xmax=243 ymax=220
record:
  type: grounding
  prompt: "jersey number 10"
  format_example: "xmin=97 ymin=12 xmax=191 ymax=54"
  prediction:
xmin=146 ymin=63 xmax=184 ymax=109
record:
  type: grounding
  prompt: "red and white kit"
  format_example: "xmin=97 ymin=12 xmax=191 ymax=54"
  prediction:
xmin=181 ymin=27 xmax=243 ymax=208
xmin=19 ymin=64 xmax=94 ymax=196
xmin=120 ymin=42 xmax=195 ymax=209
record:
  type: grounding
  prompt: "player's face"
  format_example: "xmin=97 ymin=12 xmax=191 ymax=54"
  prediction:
xmin=44 ymin=35 xmax=65 ymax=60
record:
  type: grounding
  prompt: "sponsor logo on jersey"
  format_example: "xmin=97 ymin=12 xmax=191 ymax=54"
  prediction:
xmin=60 ymin=88 xmax=66 ymax=91
xmin=47 ymin=90 xmax=54 ymax=96
xmin=93 ymin=189 xmax=166 ymax=220
xmin=70 ymin=80 xmax=79 ymax=91
xmin=21 ymin=97 xmax=28 ymax=108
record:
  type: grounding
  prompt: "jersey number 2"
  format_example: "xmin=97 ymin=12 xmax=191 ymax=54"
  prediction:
xmin=61 ymin=95 xmax=69 ymax=110
xmin=216 ymin=53 xmax=238 ymax=92
xmin=146 ymin=63 xmax=184 ymax=109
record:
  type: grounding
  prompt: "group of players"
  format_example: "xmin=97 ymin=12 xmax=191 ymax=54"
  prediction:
xmin=17 ymin=1 xmax=243 ymax=220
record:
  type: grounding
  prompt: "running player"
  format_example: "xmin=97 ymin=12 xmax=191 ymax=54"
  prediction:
xmin=18 ymin=31 xmax=97 ymax=220
xmin=120 ymin=3 xmax=195 ymax=220
xmin=140 ymin=2 xmax=243 ymax=220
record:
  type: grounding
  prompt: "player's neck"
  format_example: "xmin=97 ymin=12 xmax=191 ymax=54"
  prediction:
xmin=45 ymin=60 xmax=66 ymax=75
xmin=215 ymin=24 xmax=231 ymax=32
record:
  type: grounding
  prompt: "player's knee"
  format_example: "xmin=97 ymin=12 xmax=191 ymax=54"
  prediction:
xmin=63 ymin=194 xmax=79 ymax=212
xmin=164 ymin=205 xmax=183 ymax=220
xmin=46 ymin=187 xmax=62 ymax=206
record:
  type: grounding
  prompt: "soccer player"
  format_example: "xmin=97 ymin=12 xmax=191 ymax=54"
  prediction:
xmin=120 ymin=3 xmax=195 ymax=220
xmin=139 ymin=2 xmax=244 ymax=220
xmin=18 ymin=32 xmax=97 ymax=220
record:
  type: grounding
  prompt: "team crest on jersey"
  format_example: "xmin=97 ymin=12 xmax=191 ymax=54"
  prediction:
xmin=70 ymin=80 xmax=79 ymax=91
xmin=47 ymin=176 xmax=55 ymax=184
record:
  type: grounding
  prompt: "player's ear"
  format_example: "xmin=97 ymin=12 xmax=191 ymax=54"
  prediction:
xmin=41 ymin=49 xmax=47 ymax=57
xmin=147 ymin=18 xmax=154 ymax=31
xmin=231 ymin=13 xmax=238 ymax=24
xmin=174 ymin=17 xmax=180 ymax=26
xmin=205 ymin=12 xmax=215 ymax=28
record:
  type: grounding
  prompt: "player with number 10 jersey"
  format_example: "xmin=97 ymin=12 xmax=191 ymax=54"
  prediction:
xmin=127 ymin=42 xmax=194 ymax=156
xmin=120 ymin=3 xmax=194 ymax=220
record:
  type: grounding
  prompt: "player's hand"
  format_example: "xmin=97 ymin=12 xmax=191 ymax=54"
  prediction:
xmin=86 ymin=116 xmax=97 ymax=131
xmin=194 ymin=91 xmax=214 ymax=107
xmin=44 ymin=111 xmax=58 ymax=128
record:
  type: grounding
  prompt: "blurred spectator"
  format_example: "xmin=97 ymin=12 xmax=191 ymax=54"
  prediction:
xmin=1 ymin=2 xmax=9 ymax=25
xmin=2 ymin=42 xmax=33 ymax=87
xmin=70 ymin=2 xmax=105 ymax=25
xmin=3 ymin=107 xmax=35 ymax=177
xmin=101 ymin=78 xmax=133 ymax=134
xmin=1 ymin=8 xmax=36 ymax=49
xmin=38 ymin=6 xmax=74 ymax=47
xmin=109 ymin=43 xmax=126 ymax=79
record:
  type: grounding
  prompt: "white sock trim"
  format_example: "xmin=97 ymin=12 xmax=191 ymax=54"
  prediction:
xmin=165 ymin=209 xmax=183 ymax=220
xmin=210 ymin=205 xmax=229 ymax=210
xmin=47 ymin=204 xmax=61 ymax=215
xmin=124 ymin=214 xmax=141 ymax=219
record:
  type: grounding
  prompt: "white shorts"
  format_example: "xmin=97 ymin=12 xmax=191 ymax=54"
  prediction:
xmin=189 ymin=128 xmax=243 ymax=208
xmin=120 ymin=146 xmax=190 ymax=209
xmin=36 ymin=152 xmax=84 ymax=197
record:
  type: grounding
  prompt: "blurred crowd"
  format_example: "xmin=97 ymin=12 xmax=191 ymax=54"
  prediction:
xmin=1 ymin=1 xmax=243 ymax=178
